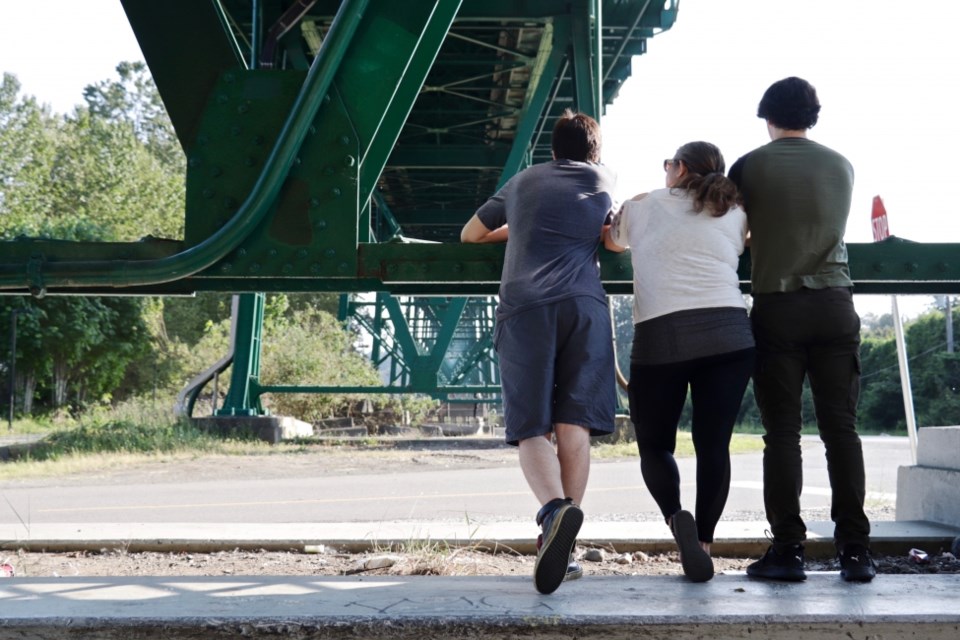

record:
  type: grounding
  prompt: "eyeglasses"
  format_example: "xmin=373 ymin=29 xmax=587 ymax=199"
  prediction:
xmin=663 ymin=158 xmax=679 ymax=171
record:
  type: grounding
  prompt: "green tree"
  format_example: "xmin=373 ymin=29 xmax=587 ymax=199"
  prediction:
xmin=0 ymin=73 xmax=60 ymax=236
xmin=83 ymin=61 xmax=184 ymax=172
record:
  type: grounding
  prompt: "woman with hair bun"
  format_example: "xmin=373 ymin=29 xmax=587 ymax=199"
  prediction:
xmin=605 ymin=141 xmax=754 ymax=583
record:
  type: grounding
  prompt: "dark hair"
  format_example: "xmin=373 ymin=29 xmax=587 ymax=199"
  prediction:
xmin=670 ymin=141 xmax=741 ymax=217
xmin=757 ymin=76 xmax=821 ymax=130
xmin=552 ymin=109 xmax=602 ymax=162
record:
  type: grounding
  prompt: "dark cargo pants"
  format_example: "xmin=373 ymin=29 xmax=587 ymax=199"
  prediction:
xmin=751 ymin=287 xmax=871 ymax=550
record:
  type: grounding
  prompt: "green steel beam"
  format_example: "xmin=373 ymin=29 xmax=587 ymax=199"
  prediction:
xmin=570 ymin=1 xmax=599 ymax=118
xmin=9 ymin=240 xmax=960 ymax=297
xmin=498 ymin=19 xmax=570 ymax=186
xmin=217 ymin=292 xmax=266 ymax=415
xmin=0 ymin=0 xmax=373 ymax=294
xmin=385 ymin=210 xmax=474 ymax=225
xmin=387 ymin=146 xmax=510 ymax=169
xmin=119 ymin=0 xmax=244 ymax=149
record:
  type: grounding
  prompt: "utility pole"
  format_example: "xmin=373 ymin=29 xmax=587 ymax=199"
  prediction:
xmin=947 ymin=296 xmax=954 ymax=354
xmin=7 ymin=309 xmax=18 ymax=432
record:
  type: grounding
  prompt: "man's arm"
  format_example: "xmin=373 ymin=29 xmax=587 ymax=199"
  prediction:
xmin=461 ymin=214 xmax=508 ymax=243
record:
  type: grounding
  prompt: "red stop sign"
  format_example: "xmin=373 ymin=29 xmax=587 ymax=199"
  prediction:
xmin=871 ymin=195 xmax=890 ymax=242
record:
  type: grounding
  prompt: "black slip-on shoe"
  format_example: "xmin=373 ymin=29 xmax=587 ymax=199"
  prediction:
xmin=670 ymin=510 xmax=714 ymax=582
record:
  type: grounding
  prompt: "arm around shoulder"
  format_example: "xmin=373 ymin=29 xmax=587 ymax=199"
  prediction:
xmin=603 ymin=225 xmax=626 ymax=252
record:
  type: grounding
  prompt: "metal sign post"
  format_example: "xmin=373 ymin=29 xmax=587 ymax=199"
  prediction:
xmin=872 ymin=196 xmax=918 ymax=462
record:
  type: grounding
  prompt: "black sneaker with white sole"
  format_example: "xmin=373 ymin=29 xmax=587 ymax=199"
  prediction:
xmin=533 ymin=498 xmax=583 ymax=594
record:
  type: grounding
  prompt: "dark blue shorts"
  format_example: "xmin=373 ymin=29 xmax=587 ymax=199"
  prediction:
xmin=494 ymin=296 xmax=616 ymax=446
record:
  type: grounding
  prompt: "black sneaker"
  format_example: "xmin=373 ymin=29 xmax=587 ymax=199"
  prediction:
xmin=537 ymin=538 xmax=582 ymax=582
xmin=564 ymin=557 xmax=583 ymax=582
xmin=670 ymin=510 xmax=714 ymax=582
xmin=838 ymin=543 xmax=876 ymax=582
xmin=533 ymin=498 xmax=583 ymax=594
xmin=746 ymin=544 xmax=807 ymax=581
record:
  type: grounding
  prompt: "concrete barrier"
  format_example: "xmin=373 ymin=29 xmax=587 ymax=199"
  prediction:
xmin=897 ymin=426 xmax=960 ymax=527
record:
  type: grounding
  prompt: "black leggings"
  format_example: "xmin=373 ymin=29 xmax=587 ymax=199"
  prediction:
xmin=628 ymin=348 xmax=755 ymax=543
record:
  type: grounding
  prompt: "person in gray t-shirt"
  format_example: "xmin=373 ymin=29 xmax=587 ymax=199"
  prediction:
xmin=461 ymin=109 xmax=616 ymax=595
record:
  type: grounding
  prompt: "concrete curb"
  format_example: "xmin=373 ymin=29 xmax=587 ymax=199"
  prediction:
xmin=3 ymin=520 xmax=957 ymax=558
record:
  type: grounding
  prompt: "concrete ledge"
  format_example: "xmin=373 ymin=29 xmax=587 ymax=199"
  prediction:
xmin=917 ymin=425 xmax=960 ymax=469
xmin=3 ymin=520 xmax=957 ymax=558
xmin=2 ymin=575 xmax=959 ymax=640
xmin=195 ymin=415 xmax=313 ymax=443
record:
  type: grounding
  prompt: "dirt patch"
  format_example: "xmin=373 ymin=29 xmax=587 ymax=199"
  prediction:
xmin=5 ymin=545 xmax=959 ymax=580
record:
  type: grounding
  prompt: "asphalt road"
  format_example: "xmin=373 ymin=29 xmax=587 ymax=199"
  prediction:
xmin=0 ymin=436 xmax=911 ymax=526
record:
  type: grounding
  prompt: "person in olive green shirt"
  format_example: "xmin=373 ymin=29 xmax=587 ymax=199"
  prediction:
xmin=729 ymin=76 xmax=875 ymax=583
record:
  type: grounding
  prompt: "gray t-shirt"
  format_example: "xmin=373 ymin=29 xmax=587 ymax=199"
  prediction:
xmin=476 ymin=160 xmax=616 ymax=319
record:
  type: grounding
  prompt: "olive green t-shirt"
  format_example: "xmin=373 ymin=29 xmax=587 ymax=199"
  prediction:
xmin=728 ymin=137 xmax=854 ymax=294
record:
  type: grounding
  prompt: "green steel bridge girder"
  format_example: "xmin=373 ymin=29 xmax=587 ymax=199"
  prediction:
xmin=0 ymin=0 xmax=680 ymax=293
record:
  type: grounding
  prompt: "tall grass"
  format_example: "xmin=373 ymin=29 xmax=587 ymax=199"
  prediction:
xmin=23 ymin=419 xmax=223 ymax=462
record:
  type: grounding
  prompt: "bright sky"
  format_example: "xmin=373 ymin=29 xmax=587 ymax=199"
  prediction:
xmin=1 ymin=0 xmax=954 ymax=319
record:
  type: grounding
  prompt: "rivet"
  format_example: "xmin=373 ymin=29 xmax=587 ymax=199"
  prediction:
xmin=220 ymin=262 xmax=232 ymax=273
xmin=324 ymin=248 xmax=336 ymax=258
xmin=310 ymin=263 xmax=323 ymax=273
xmin=323 ymin=94 xmax=331 ymax=104
xmin=323 ymin=166 xmax=335 ymax=176
xmin=253 ymin=135 xmax=264 ymax=146
xmin=224 ymin=72 xmax=235 ymax=83
xmin=211 ymin=166 xmax=222 ymax=177
xmin=873 ymin=262 xmax=885 ymax=272
xmin=230 ymin=126 xmax=242 ymax=137
xmin=388 ymin=263 xmax=398 ymax=273
xmin=202 ymin=188 xmax=215 ymax=199
xmin=297 ymin=249 xmax=309 ymax=259
xmin=237 ymin=248 xmax=247 ymax=257
xmin=315 ymin=219 xmax=328 ymax=230
xmin=282 ymin=263 xmax=293 ymax=273
xmin=331 ymin=187 xmax=342 ymax=197
xmin=237 ymin=103 xmax=249 ymax=114
xmin=344 ymin=155 xmax=356 ymax=167
xmin=310 ymin=198 xmax=320 ymax=207
xmin=189 ymin=156 xmax=202 ymax=168
xmin=905 ymin=262 xmax=918 ymax=273
xmin=245 ymin=157 xmax=257 ymax=167
xmin=938 ymin=262 xmax=950 ymax=272
xmin=340 ymin=135 xmax=350 ymax=146
xmin=216 ymin=94 xmax=229 ymax=104
xmin=222 ymin=197 xmax=236 ymax=209
xmin=268 ymin=249 xmax=278 ymax=257
xmin=338 ymin=262 xmax=349 ymax=273
xmin=249 ymin=263 xmax=261 ymax=273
